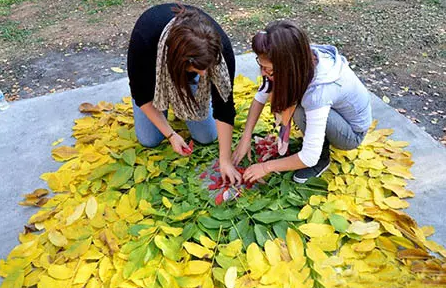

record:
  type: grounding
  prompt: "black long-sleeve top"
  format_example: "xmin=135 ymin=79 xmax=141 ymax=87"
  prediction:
xmin=127 ymin=3 xmax=236 ymax=125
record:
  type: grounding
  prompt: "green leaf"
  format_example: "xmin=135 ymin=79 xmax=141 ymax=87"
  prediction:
xmin=273 ymin=221 xmax=289 ymax=240
xmin=128 ymin=224 xmax=151 ymax=236
xmin=197 ymin=222 xmax=219 ymax=241
xmin=154 ymin=235 xmax=182 ymax=261
xmin=280 ymin=181 xmax=293 ymax=195
xmin=109 ymin=165 xmax=134 ymax=188
xmin=2 ymin=269 xmax=24 ymax=288
xmin=215 ymin=254 xmax=245 ymax=272
xmin=88 ymin=163 xmax=120 ymax=180
xmin=144 ymin=241 xmax=159 ymax=263
xmin=286 ymin=193 xmax=306 ymax=206
xmin=329 ymin=214 xmax=350 ymax=233
xmin=123 ymin=244 xmax=146 ymax=278
xmin=160 ymin=181 xmax=179 ymax=196
xmin=254 ymin=224 xmax=270 ymax=247
xmin=281 ymin=208 xmax=300 ymax=222
xmin=309 ymin=209 xmax=326 ymax=224
xmin=182 ymin=223 xmax=198 ymax=241
xmin=133 ymin=165 xmax=147 ymax=184
xmin=198 ymin=216 xmax=232 ymax=229
xmin=252 ymin=210 xmax=284 ymax=224
xmin=246 ymin=199 xmax=271 ymax=212
xmin=209 ymin=207 xmax=238 ymax=220
xmin=305 ymin=177 xmax=328 ymax=190
xmin=135 ymin=183 xmax=150 ymax=202
xmin=122 ymin=148 xmax=136 ymax=166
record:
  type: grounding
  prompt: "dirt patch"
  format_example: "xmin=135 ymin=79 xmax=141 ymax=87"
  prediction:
xmin=0 ymin=0 xmax=445 ymax=144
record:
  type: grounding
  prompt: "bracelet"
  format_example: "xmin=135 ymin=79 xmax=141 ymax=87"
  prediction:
xmin=167 ymin=131 xmax=176 ymax=140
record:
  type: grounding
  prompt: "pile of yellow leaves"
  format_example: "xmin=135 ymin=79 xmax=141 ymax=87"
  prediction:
xmin=1 ymin=75 xmax=446 ymax=288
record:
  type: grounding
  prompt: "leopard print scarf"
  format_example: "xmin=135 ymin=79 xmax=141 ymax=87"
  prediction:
xmin=152 ymin=17 xmax=231 ymax=121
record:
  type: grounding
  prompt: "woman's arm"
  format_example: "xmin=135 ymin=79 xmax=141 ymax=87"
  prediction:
xmin=232 ymin=99 xmax=266 ymax=165
xmin=216 ymin=120 xmax=242 ymax=184
xmin=243 ymin=106 xmax=330 ymax=182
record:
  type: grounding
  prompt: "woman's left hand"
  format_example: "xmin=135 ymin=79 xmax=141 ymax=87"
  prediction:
xmin=220 ymin=161 xmax=242 ymax=185
xmin=243 ymin=163 xmax=269 ymax=183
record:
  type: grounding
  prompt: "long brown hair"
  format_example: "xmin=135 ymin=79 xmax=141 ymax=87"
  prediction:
xmin=165 ymin=4 xmax=222 ymax=111
xmin=252 ymin=21 xmax=314 ymax=113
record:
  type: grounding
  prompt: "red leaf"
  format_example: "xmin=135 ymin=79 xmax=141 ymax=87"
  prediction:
xmin=208 ymin=184 xmax=219 ymax=190
xmin=215 ymin=193 xmax=224 ymax=205
xmin=199 ymin=171 xmax=208 ymax=179
xmin=188 ymin=140 xmax=194 ymax=152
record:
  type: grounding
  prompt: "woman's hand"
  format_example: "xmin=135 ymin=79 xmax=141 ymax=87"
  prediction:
xmin=220 ymin=160 xmax=242 ymax=185
xmin=243 ymin=162 xmax=269 ymax=183
xmin=232 ymin=135 xmax=252 ymax=166
xmin=169 ymin=133 xmax=191 ymax=156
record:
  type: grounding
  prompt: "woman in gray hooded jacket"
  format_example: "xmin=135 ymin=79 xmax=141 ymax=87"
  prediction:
xmin=232 ymin=20 xmax=372 ymax=183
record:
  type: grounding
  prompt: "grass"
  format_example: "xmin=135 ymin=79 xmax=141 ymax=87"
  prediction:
xmin=0 ymin=0 xmax=27 ymax=16
xmin=81 ymin=0 xmax=123 ymax=14
xmin=236 ymin=12 xmax=266 ymax=29
xmin=0 ymin=20 xmax=32 ymax=42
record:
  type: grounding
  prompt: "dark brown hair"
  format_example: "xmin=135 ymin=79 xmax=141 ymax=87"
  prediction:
xmin=165 ymin=4 xmax=222 ymax=112
xmin=252 ymin=21 xmax=314 ymax=113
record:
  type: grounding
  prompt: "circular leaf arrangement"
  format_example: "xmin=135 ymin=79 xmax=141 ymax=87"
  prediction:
xmin=1 ymin=75 xmax=446 ymax=288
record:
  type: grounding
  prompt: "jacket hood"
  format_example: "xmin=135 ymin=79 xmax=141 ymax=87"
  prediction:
xmin=308 ymin=44 xmax=347 ymax=87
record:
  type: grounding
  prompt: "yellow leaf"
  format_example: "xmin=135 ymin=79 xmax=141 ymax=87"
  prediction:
xmin=421 ymin=226 xmax=435 ymax=237
xmin=310 ymin=233 xmax=339 ymax=252
xmin=51 ymin=146 xmax=78 ymax=161
xmin=352 ymin=239 xmax=376 ymax=252
xmin=184 ymin=260 xmax=212 ymax=275
xmin=67 ymin=203 xmax=86 ymax=225
xmin=219 ymin=239 xmax=243 ymax=257
xmin=183 ymin=242 xmax=213 ymax=259
xmin=52 ymin=138 xmax=64 ymax=146
xmin=38 ymin=275 xmax=70 ymax=288
xmin=73 ymin=262 xmax=98 ymax=284
xmin=386 ymin=165 xmax=414 ymax=179
xmin=162 ymin=196 xmax=172 ymax=209
xmin=306 ymin=242 xmax=328 ymax=262
xmin=298 ymin=205 xmax=313 ymax=220
xmin=298 ymin=223 xmax=334 ymax=238
xmin=48 ymin=230 xmax=68 ymax=247
xmin=347 ymin=221 xmax=380 ymax=235
xmin=264 ymin=240 xmax=281 ymax=266
xmin=383 ymin=196 xmax=409 ymax=209
xmin=111 ymin=67 xmax=124 ymax=73
xmin=286 ymin=228 xmax=303 ymax=260
xmin=379 ymin=221 xmax=402 ymax=237
xmin=200 ymin=236 xmax=217 ymax=249
xmin=48 ymin=264 xmax=74 ymax=280
xmin=225 ymin=266 xmax=238 ymax=288
xmin=85 ymin=197 xmax=98 ymax=219
xmin=160 ymin=225 xmax=183 ymax=237
xmin=2 ymin=269 xmax=24 ymax=288
xmin=247 ymin=243 xmax=269 ymax=279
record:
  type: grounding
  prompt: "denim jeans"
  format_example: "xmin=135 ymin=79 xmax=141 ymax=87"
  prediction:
xmin=132 ymin=78 xmax=217 ymax=148
xmin=293 ymin=106 xmax=366 ymax=150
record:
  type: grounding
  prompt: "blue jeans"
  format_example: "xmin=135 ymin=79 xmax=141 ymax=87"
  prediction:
xmin=132 ymin=80 xmax=217 ymax=148
xmin=293 ymin=106 xmax=366 ymax=150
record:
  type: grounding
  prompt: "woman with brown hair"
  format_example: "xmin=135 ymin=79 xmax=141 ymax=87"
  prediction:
xmin=232 ymin=20 xmax=372 ymax=184
xmin=128 ymin=3 xmax=241 ymax=184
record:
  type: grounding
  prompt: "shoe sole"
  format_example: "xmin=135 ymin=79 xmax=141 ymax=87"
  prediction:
xmin=293 ymin=162 xmax=330 ymax=184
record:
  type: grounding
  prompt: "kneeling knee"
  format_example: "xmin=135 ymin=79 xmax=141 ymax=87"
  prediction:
xmin=138 ymin=136 xmax=164 ymax=148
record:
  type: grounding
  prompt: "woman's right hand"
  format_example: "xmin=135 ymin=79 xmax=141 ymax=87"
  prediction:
xmin=232 ymin=134 xmax=252 ymax=166
xmin=169 ymin=133 xmax=191 ymax=156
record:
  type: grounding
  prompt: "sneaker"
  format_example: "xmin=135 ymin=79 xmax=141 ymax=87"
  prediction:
xmin=293 ymin=140 xmax=330 ymax=184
